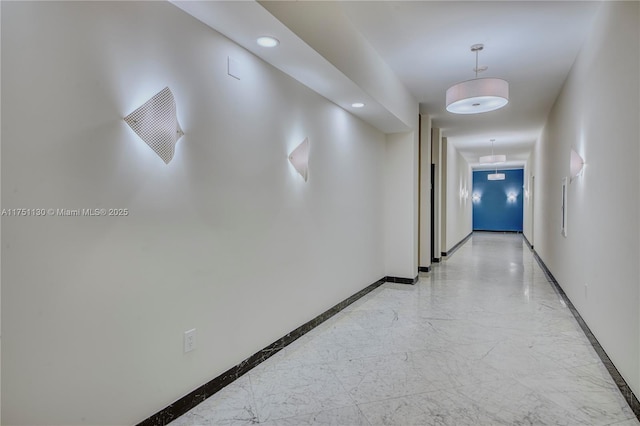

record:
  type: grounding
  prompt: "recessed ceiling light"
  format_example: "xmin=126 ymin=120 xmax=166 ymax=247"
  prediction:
xmin=257 ymin=36 xmax=279 ymax=48
xmin=351 ymin=102 xmax=365 ymax=108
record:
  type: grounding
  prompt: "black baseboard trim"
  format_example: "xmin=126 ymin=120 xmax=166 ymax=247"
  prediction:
xmin=528 ymin=247 xmax=640 ymax=420
xmin=522 ymin=234 xmax=534 ymax=250
xmin=385 ymin=275 xmax=419 ymax=285
xmin=137 ymin=277 xmax=387 ymax=425
xmin=442 ymin=232 xmax=473 ymax=257
xmin=138 ymin=271 xmax=426 ymax=425
xmin=432 ymin=257 xmax=441 ymax=263
xmin=418 ymin=266 xmax=431 ymax=273
xmin=473 ymin=229 xmax=522 ymax=234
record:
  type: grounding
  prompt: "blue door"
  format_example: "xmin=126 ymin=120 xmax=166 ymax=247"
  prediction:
xmin=472 ymin=169 xmax=523 ymax=232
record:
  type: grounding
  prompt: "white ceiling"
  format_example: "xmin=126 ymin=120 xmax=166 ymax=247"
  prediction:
xmin=339 ymin=1 xmax=601 ymax=167
xmin=173 ymin=0 xmax=601 ymax=168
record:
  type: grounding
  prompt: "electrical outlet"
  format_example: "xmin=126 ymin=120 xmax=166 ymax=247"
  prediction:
xmin=184 ymin=328 xmax=196 ymax=353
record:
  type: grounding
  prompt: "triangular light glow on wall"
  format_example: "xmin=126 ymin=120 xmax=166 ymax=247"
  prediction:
xmin=289 ymin=137 xmax=310 ymax=182
xmin=124 ymin=87 xmax=184 ymax=164
xmin=570 ymin=149 xmax=584 ymax=180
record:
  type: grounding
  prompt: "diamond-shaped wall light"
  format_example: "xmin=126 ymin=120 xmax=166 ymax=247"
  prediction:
xmin=289 ymin=137 xmax=310 ymax=182
xmin=570 ymin=149 xmax=584 ymax=181
xmin=124 ymin=87 xmax=183 ymax=164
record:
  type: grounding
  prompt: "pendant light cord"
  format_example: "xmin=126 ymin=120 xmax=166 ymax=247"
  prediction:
xmin=491 ymin=140 xmax=497 ymax=174
xmin=475 ymin=49 xmax=479 ymax=78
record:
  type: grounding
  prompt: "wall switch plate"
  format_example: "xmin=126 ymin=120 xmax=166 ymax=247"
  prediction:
xmin=228 ymin=57 xmax=241 ymax=80
xmin=184 ymin=328 xmax=196 ymax=353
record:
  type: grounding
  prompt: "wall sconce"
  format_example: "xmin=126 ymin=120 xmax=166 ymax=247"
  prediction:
xmin=289 ymin=137 xmax=310 ymax=181
xmin=124 ymin=87 xmax=184 ymax=164
xmin=507 ymin=192 xmax=517 ymax=203
xmin=570 ymin=148 xmax=584 ymax=181
xmin=459 ymin=185 xmax=470 ymax=201
xmin=472 ymin=193 xmax=481 ymax=203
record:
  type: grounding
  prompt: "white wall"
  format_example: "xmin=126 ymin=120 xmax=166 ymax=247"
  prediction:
xmin=532 ymin=1 xmax=639 ymax=395
xmin=0 ymin=2 xmax=3 ymax=419
xmin=445 ymin=142 xmax=473 ymax=251
xmin=522 ymin=156 xmax=534 ymax=245
xmin=384 ymin=131 xmax=419 ymax=278
xmin=1 ymin=2 xmax=390 ymax=424
xmin=431 ymin=128 xmax=442 ymax=260
xmin=440 ymin=138 xmax=448 ymax=253
xmin=419 ymin=114 xmax=432 ymax=268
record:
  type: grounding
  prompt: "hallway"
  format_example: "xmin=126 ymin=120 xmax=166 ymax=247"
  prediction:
xmin=170 ymin=233 xmax=638 ymax=425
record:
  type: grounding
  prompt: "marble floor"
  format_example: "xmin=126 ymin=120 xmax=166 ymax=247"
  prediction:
xmin=170 ymin=233 xmax=639 ymax=425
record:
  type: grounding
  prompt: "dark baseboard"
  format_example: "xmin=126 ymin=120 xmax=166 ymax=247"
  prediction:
xmin=522 ymin=234 xmax=534 ymax=250
xmin=418 ymin=266 xmax=431 ymax=273
xmin=474 ymin=229 xmax=522 ymax=234
xmin=432 ymin=257 xmax=441 ymax=263
xmin=442 ymin=232 xmax=473 ymax=257
xmin=143 ymin=244 xmax=640 ymax=425
xmin=385 ymin=275 xmax=419 ymax=285
xmin=137 ymin=272 xmax=427 ymax=425
xmin=137 ymin=277 xmax=387 ymax=425
xmin=528 ymin=247 xmax=640 ymax=420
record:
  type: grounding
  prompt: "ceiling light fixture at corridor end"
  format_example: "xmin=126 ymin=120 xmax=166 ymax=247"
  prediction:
xmin=479 ymin=139 xmax=506 ymax=164
xmin=487 ymin=173 xmax=506 ymax=181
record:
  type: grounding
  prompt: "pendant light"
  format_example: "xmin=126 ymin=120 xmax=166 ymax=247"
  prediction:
xmin=446 ymin=44 xmax=509 ymax=114
xmin=487 ymin=166 xmax=505 ymax=181
xmin=479 ymin=139 xmax=506 ymax=164
xmin=570 ymin=148 xmax=585 ymax=181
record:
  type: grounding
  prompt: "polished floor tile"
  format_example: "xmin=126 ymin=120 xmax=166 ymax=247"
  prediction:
xmin=170 ymin=233 xmax=638 ymax=425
